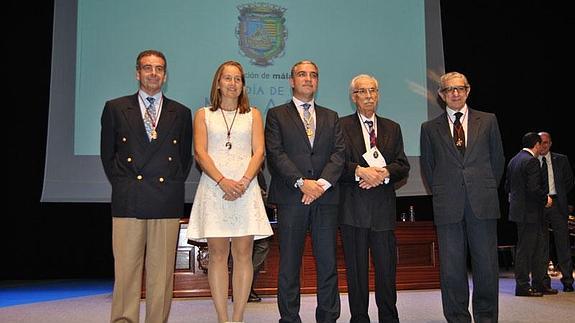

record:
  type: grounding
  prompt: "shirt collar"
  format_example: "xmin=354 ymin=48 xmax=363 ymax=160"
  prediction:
xmin=292 ymin=97 xmax=315 ymax=110
xmin=446 ymin=105 xmax=468 ymax=119
xmin=538 ymin=152 xmax=551 ymax=161
xmin=522 ymin=148 xmax=536 ymax=157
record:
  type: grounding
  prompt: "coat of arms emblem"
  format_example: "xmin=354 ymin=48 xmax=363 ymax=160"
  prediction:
xmin=236 ymin=3 xmax=287 ymax=66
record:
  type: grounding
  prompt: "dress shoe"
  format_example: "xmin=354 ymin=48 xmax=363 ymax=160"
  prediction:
xmin=563 ymin=284 xmax=574 ymax=292
xmin=539 ymin=287 xmax=558 ymax=295
xmin=247 ymin=290 xmax=262 ymax=302
xmin=515 ymin=287 xmax=543 ymax=297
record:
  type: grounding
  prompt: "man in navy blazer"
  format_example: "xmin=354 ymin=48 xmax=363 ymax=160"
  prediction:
xmin=538 ymin=132 xmax=574 ymax=292
xmin=265 ymin=60 xmax=345 ymax=323
xmin=100 ymin=50 xmax=193 ymax=323
xmin=339 ymin=74 xmax=410 ymax=323
xmin=505 ymin=132 xmax=550 ymax=297
xmin=420 ymin=72 xmax=505 ymax=322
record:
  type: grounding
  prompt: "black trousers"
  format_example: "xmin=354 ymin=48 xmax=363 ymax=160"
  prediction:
xmin=542 ymin=203 xmax=574 ymax=287
xmin=277 ymin=203 xmax=340 ymax=323
xmin=340 ymin=224 xmax=399 ymax=323
xmin=515 ymin=218 xmax=547 ymax=291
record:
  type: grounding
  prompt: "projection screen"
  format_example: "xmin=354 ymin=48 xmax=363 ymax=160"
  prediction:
xmin=42 ymin=0 xmax=444 ymax=202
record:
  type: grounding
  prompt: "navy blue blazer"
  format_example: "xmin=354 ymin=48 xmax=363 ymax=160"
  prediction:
xmin=100 ymin=93 xmax=193 ymax=219
xmin=505 ymin=150 xmax=548 ymax=223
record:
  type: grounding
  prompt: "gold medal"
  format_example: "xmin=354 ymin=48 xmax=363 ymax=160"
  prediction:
xmin=151 ymin=129 xmax=158 ymax=140
xmin=306 ymin=128 xmax=314 ymax=137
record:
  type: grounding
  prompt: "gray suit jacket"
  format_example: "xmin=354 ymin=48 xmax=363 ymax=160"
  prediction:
xmin=100 ymin=93 xmax=193 ymax=218
xmin=265 ymin=101 xmax=345 ymax=205
xmin=420 ymin=108 xmax=505 ymax=225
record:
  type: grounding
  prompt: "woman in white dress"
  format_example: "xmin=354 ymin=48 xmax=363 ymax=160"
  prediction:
xmin=187 ymin=61 xmax=273 ymax=323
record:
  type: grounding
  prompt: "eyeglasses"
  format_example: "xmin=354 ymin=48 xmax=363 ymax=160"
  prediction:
xmin=353 ymin=88 xmax=379 ymax=96
xmin=441 ymin=86 xmax=468 ymax=94
xmin=139 ymin=64 xmax=166 ymax=74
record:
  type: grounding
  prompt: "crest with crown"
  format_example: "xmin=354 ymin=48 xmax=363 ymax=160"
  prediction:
xmin=236 ymin=3 xmax=288 ymax=66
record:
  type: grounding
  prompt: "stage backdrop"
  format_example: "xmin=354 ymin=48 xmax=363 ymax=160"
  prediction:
xmin=42 ymin=0 xmax=445 ymax=202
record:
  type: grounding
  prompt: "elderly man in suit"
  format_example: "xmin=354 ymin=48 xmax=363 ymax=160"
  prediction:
xmin=339 ymin=74 xmax=410 ymax=323
xmin=538 ymin=131 xmax=575 ymax=292
xmin=420 ymin=72 xmax=505 ymax=323
xmin=265 ymin=60 xmax=345 ymax=323
xmin=100 ymin=49 xmax=193 ymax=323
xmin=505 ymin=132 xmax=551 ymax=297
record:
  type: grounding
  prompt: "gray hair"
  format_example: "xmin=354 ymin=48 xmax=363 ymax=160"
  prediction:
xmin=349 ymin=74 xmax=379 ymax=97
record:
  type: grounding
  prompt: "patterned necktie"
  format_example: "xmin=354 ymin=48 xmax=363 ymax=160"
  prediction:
xmin=364 ymin=120 xmax=376 ymax=148
xmin=145 ymin=97 xmax=157 ymax=140
xmin=541 ymin=156 xmax=549 ymax=195
xmin=302 ymin=103 xmax=314 ymax=145
xmin=453 ymin=112 xmax=465 ymax=154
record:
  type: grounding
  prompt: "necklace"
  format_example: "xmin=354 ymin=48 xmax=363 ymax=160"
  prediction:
xmin=220 ymin=107 xmax=239 ymax=149
xmin=138 ymin=94 xmax=163 ymax=140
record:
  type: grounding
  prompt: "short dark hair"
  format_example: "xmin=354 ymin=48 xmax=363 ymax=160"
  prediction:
xmin=136 ymin=49 xmax=167 ymax=70
xmin=290 ymin=60 xmax=319 ymax=78
xmin=521 ymin=132 xmax=541 ymax=149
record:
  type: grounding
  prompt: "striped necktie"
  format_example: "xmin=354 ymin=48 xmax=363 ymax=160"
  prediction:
xmin=364 ymin=120 xmax=376 ymax=148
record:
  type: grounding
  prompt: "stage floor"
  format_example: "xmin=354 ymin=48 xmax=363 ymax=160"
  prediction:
xmin=1 ymin=271 xmax=574 ymax=322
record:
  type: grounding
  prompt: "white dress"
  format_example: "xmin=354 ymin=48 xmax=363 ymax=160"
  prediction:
xmin=187 ymin=107 xmax=273 ymax=242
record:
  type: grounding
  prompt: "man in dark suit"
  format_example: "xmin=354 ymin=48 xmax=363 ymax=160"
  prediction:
xmin=538 ymin=131 xmax=575 ymax=292
xmin=339 ymin=74 xmax=410 ymax=323
xmin=420 ymin=72 xmax=505 ymax=322
xmin=505 ymin=132 xmax=551 ymax=297
xmin=100 ymin=49 xmax=193 ymax=323
xmin=265 ymin=60 xmax=345 ymax=323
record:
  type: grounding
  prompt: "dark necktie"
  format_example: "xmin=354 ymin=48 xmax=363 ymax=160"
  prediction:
xmin=364 ymin=120 xmax=376 ymax=148
xmin=541 ymin=156 xmax=549 ymax=195
xmin=453 ymin=112 xmax=465 ymax=154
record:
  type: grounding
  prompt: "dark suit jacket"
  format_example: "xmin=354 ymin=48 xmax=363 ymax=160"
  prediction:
xmin=339 ymin=113 xmax=410 ymax=231
xmin=505 ymin=150 xmax=548 ymax=223
xmin=420 ymin=108 xmax=505 ymax=225
xmin=265 ymin=101 xmax=345 ymax=205
xmin=549 ymin=152 xmax=575 ymax=216
xmin=100 ymin=93 xmax=193 ymax=219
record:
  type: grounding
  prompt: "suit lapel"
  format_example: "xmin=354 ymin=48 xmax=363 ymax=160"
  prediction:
xmin=550 ymin=153 xmax=560 ymax=186
xmin=153 ymin=97 xmax=176 ymax=146
xmin=141 ymin=97 xmax=179 ymax=166
xmin=375 ymin=116 xmax=389 ymax=151
xmin=349 ymin=115 xmax=368 ymax=158
xmin=463 ymin=108 xmax=480 ymax=162
xmin=122 ymin=94 xmax=150 ymax=147
xmin=435 ymin=112 xmax=463 ymax=162
xmin=286 ymin=101 xmax=313 ymax=149
xmin=312 ymin=105 xmax=328 ymax=149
